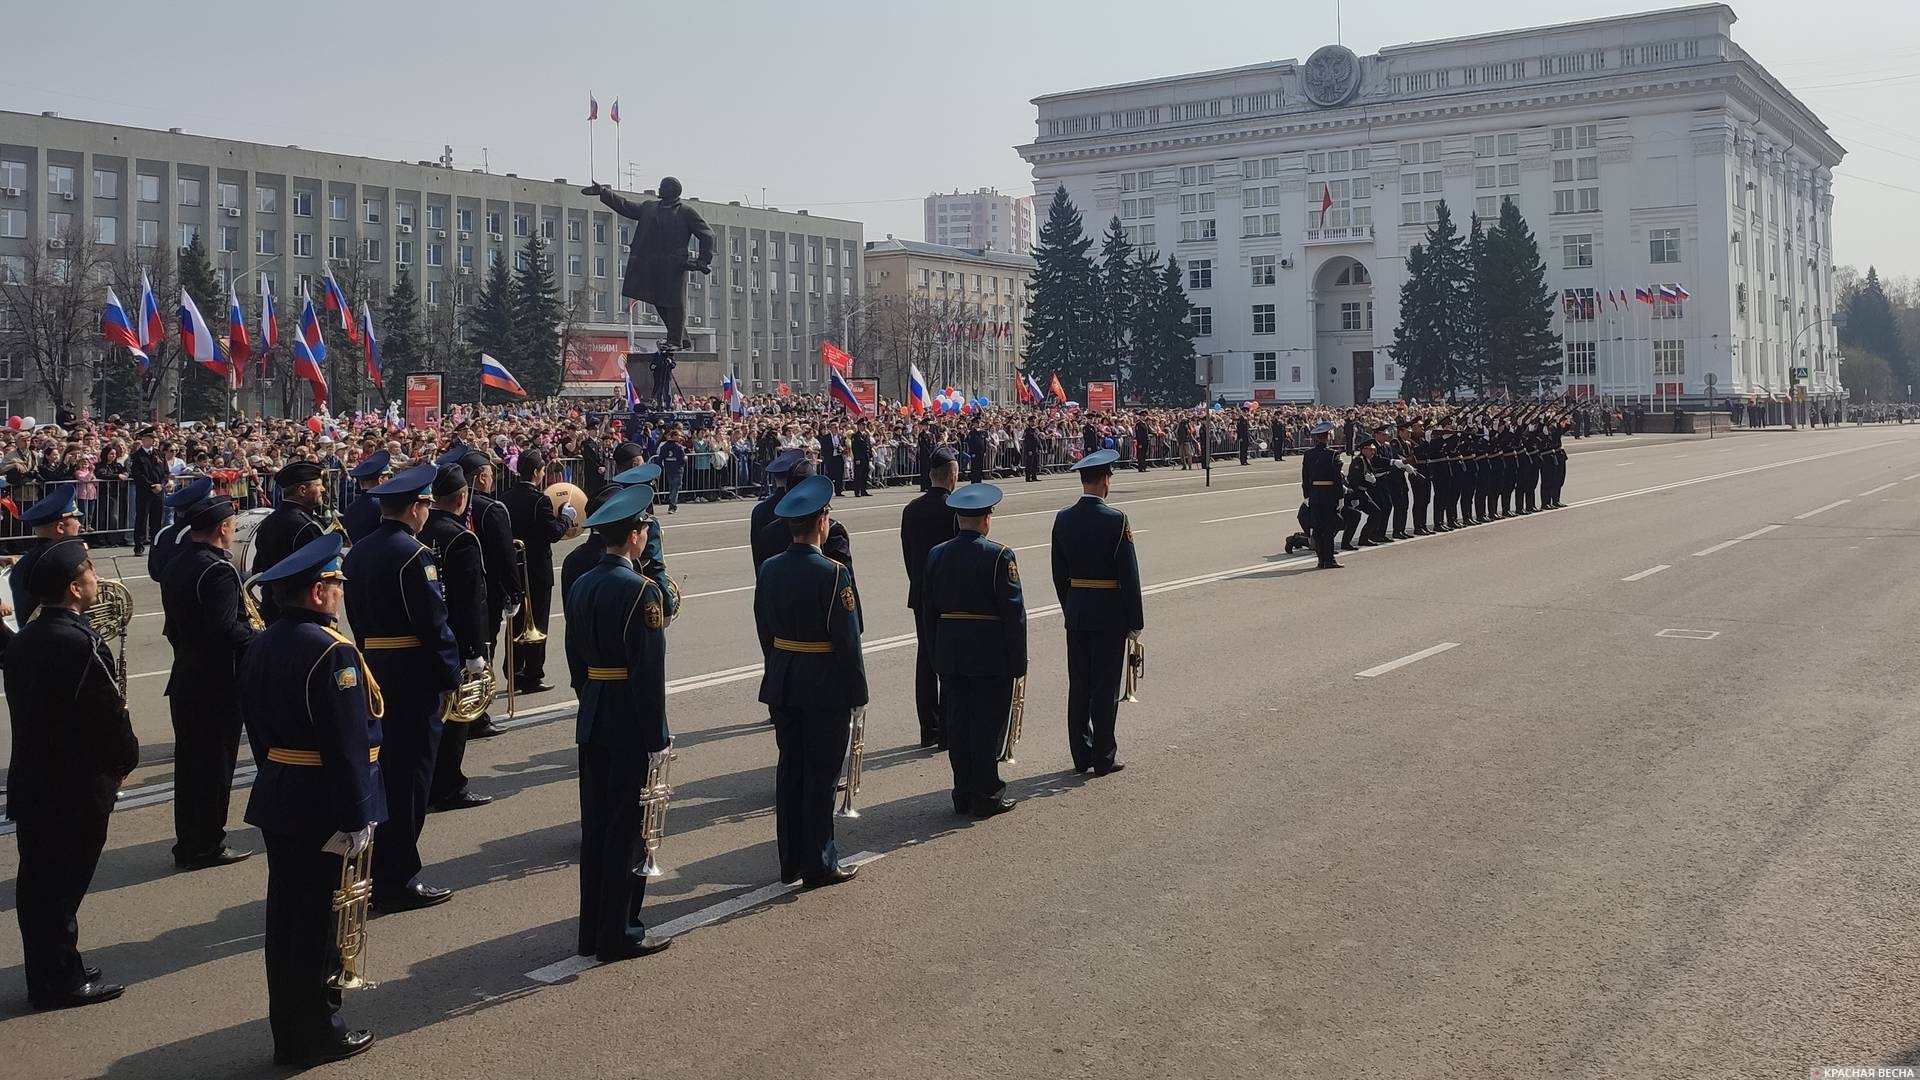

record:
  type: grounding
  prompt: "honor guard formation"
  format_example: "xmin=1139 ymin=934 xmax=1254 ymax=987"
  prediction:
xmin=0 ymin=409 xmax=1582 ymax=1068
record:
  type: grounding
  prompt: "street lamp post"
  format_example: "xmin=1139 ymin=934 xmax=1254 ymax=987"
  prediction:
xmin=1787 ymin=312 xmax=1847 ymax=429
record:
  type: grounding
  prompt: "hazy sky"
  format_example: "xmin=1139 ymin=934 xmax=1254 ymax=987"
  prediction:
xmin=5 ymin=0 xmax=1916 ymax=277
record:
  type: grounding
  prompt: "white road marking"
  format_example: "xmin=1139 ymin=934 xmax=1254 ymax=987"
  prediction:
xmin=1857 ymin=482 xmax=1899 ymax=497
xmin=1656 ymin=628 xmax=1721 ymax=640
xmin=1201 ymin=510 xmax=1288 ymax=525
xmin=1354 ymin=642 xmax=1460 ymax=679
xmin=682 ymin=584 xmax=754 ymax=600
xmin=1613 ymin=462 xmax=1636 ymax=467
xmin=1794 ymin=499 xmax=1851 ymax=520
xmin=1621 ymin=564 xmax=1671 ymax=582
xmin=1692 ymin=524 xmax=1781 ymax=557
xmin=1904 ymin=473 xmax=1920 ymax=482
xmin=525 ymin=849 xmax=888 ymax=984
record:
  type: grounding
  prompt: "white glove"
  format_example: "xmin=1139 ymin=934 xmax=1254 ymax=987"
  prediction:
xmin=463 ymin=657 xmax=487 ymax=674
xmin=504 ymin=601 xmax=522 ymax=618
xmin=648 ymin=748 xmax=670 ymax=771
xmin=324 ymin=825 xmax=374 ymax=858
xmin=560 ymin=504 xmax=578 ymax=522
xmin=1128 ymin=630 xmax=1140 ymax=643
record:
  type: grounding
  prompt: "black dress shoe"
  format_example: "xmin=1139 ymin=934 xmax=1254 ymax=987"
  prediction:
xmin=970 ymin=796 xmax=1016 ymax=818
xmin=919 ymin=733 xmax=943 ymax=749
xmin=517 ymin=682 xmax=556 ymax=695
xmin=175 ymin=846 xmax=252 ymax=871
xmin=1393 ymin=532 xmax=1413 ymax=540
xmin=1317 ymin=561 xmax=1343 ymax=569
xmin=275 ymin=1030 xmax=374 ymax=1068
xmin=467 ymin=716 xmax=505 ymax=739
xmin=1413 ymin=528 xmax=1431 ymax=536
xmin=373 ymin=882 xmax=453 ymax=914
xmin=429 ymin=791 xmax=492 ymax=813
xmin=1093 ymin=761 xmax=1127 ymax=777
xmin=802 ymin=865 xmax=859 ymax=889
xmin=952 ymin=793 xmax=971 ymax=814
xmin=31 ymin=980 xmax=125 ymax=1010
xmin=1357 ymin=539 xmax=1379 ymax=548
xmin=1341 ymin=543 xmax=1359 ymax=552
xmin=597 ymin=935 xmax=671 ymax=962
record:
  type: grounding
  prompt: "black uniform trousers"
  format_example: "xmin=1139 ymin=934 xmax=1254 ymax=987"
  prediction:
xmin=512 ymin=584 xmax=553 ymax=687
xmin=168 ymin=682 xmax=245 ymax=860
xmin=262 ymin=828 xmax=348 ymax=1056
xmin=132 ymin=487 xmax=163 ymax=553
xmin=1388 ymin=476 xmax=1410 ymax=535
xmin=913 ymin=617 xmax=942 ymax=743
xmin=1024 ymin=451 xmax=1040 ymax=482
xmin=576 ymin=744 xmax=648 ymax=957
xmin=769 ymin=706 xmax=851 ymax=883
xmin=941 ymin=675 xmax=1011 ymax=803
xmin=1410 ymin=474 xmax=1432 ymax=531
xmin=1064 ymin=630 xmax=1125 ymax=772
xmin=853 ymin=460 xmax=871 ymax=496
xmin=14 ymin=810 xmax=109 ymax=1002
xmin=371 ymin=690 xmax=444 ymax=901
xmin=429 ymin=713 xmax=471 ymax=805
xmin=1308 ymin=501 xmax=1339 ymax=565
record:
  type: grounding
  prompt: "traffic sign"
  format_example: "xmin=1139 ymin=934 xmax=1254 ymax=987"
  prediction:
xmin=1703 ymin=372 xmax=1717 ymax=388
xmin=1791 ymin=366 xmax=1810 ymax=380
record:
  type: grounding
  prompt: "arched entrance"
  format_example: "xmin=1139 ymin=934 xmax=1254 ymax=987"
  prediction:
xmin=1314 ymin=257 xmax=1375 ymax=406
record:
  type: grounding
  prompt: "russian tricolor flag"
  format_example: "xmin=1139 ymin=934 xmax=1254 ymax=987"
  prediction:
xmin=362 ymin=308 xmax=381 ymax=388
xmin=227 ymin=291 xmax=251 ymax=387
xmin=907 ymin=363 xmax=932 ymax=416
xmin=179 ymin=290 xmax=230 ymax=380
xmin=723 ymin=369 xmax=746 ymax=416
xmin=101 ymin=287 xmax=148 ymax=365
xmin=828 ymin=367 xmax=864 ymax=415
xmin=138 ymin=270 xmax=163 ymax=367
xmin=259 ymin=273 xmax=278 ymax=358
xmin=322 ymin=267 xmax=358 ymax=342
xmin=1027 ymin=374 xmax=1045 ymax=404
xmin=480 ymin=353 xmax=528 ymax=397
xmin=623 ymin=368 xmax=640 ymax=411
xmin=295 ymin=287 xmax=330 ymax=408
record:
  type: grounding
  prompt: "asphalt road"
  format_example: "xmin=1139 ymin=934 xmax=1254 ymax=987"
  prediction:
xmin=7 ymin=423 xmax=1920 ymax=1079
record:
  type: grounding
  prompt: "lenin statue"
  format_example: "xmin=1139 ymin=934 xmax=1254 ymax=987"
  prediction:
xmin=582 ymin=177 xmax=715 ymax=402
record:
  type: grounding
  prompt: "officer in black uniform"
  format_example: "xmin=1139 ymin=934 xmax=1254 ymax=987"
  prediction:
xmin=924 ymin=482 xmax=1025 ymax=815
xmin=12 ymin=483 xmax=85 ymax=624
xmin=965 ymin=420 xmax=988 ymax=485
xmin=1022 ymin=420 xmax=1041 ymax=482
xmin=753 ymin=474 xmax=864 ymax=887
xmin=1050 ymin=449 xmax=1143 ymax=776
xmin=1382 ymin=422 xmax=1413 ymax=540
xmin=342 ymin=463 xmax=461 ymax=912
xmin=145 ymin=476 xmax=212 ymax=584
xmin=900 ymin=446 xmax=959 ymax=747
xmin=239 ymin=533 xmax=381 ymax=1068
xmin=130 ymin=426 xmax=169 ymax=555
xmin=446 ymin=444 xmax=518 ymax=739
xmin=422 ymin=465 xmax=492 ymax=813
xmin=915 ymin=420 xmax=935 ymax=491
xmin=251 ymin=461 xmax=327 ymax=620
xmin=341 ymin=450 xmax=390 ymax=544
xmin=1405 ymin=419 xmax=1432 ymax=535
xmin=851 ymin=418 xmax=873 ymax=497
xmin=1351 ymin=437 xmax=1385 ymax=547
xmin=1301 ymin=421 xmax=1344 ymax=569
xmin=750 ymin=449 xmax=805 ymax=570
xmin=159 ymin=492 xmax=256 ymax=869
xmin=564 ymin=484 xmax=673 ymax=962
xmin=502 ymin=450 xmax=571 ymax=695
xmin=6 ymin=539 xmax=138 ymax=1011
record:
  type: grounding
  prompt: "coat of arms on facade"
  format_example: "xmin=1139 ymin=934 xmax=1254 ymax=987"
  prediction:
xmin=1302 ymin=44 xmax=1362 ymax=107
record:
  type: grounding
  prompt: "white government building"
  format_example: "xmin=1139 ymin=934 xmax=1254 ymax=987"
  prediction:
xmin=1018 ymin=4 xmax=1844 ymax=414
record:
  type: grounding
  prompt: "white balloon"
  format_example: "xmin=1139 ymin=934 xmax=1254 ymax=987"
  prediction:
xmin=21 ymin=416 xmax=35 ymax=428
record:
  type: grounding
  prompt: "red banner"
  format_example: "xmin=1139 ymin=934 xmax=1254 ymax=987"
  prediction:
xmin=1253 ymin=388 xmax=1276 ymax=401
xmin=405 ymin=374 xmax=443 ymax=429
xmin=847 ymin=378 xmax=878 ymax=416
xmin=1086 ymin=381 xmax=1116 ymax=413
xmin=563 ymin=334 xmax=632 ymax=383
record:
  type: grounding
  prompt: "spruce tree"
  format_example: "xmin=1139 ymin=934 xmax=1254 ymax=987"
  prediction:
xmin=1129 ymin=256 xmax=1198 ymax=405
xmin=176 ymin=234 xmax=229 ymax=422
xmin=1460 ymin=213 xmax=1492 ymax=393
xmin=1482 ymin=199 xmax=1563 ymax=396
xmin=470 ymin=252 xmax=515 ymax=404
xmin=510 ymin=234 xmax=563 ymax=398
xmin=379 ymin=268 xmax=424 ymax=394
xmin=1096 ymin=216 xmax=1136 ymax=391
xmin=1390 ymin=243 xmax=1448 ymax=401
xmin=1127 ymin=252 xmax=1161 ymax=402
xmin=1025 ymin=186 xmax=1101 ymax=398
xmin=1841 ymin=267 xmax=1908 ymax=390
xmin=1421 ymin=201 xmax=1472 ymax=393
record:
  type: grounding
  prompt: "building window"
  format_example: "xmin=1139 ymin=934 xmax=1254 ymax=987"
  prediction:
xmin=364 ymin=199 xmax=382 ymax=224
xmin=1188 ymin=260 xmax=1212 ymax=290
xmin=1566 ymin=341 xmax=1597 ymax=375
xmin=254 ymin=186 xmax=276 ymax=214
xmin=179 ymin=223 xmax=200 ymax=249
xmin=364 ymin=237 xmax=382 ymax=262
xmin=513 ymin=214 xmax=528 ymax=237
xmin=1119 ymin=169 xmax=1154 ymax=192
xmin=1242 ymin=213 xmax=1282 ymax=238
xmin=459 ymin=245 xmax=474 ymax=268
xmin=292 ymin=232 xmax=311 ymax=258
xmin=1120 ymin=197 xmax=1152 ymax=220
xmin=255 ymin=228 xmax=277 ymax=256
xmin=567 ymin=253 xmax=583 ymax=276
xmin=1251 ymin=304 xmax=1276 ymax=334
xmin=1551 ymin=124 xmax=1597 ymax=151
xmin=91 ymin=170 xmax=118 ymax=200
xmin=1124 ymin=224 xmax=1155 ymax=248
xmin=130 ymin=173 xmax=159 ymax=203
xmin=135 ymin=218 xmax=159 ymax=248
xmin=542 ymin=218 xmax=557 ymax=240
xmin=426 ymin=205 xmax=444 ymax=230
xmin=328 ymin=234 xmax=349 ymax=260
xmin=425 ymin=279 xmax=441 ymax=305
xmin=1340 ymin=302 xmax=1369 ymax=331
xmin=291 ymin=190 xmax=312 ymax=217
xmin=1553 ymin=188 xmax=1600 ymax=214
xmin=217 ymin=224 xmax=239 ymax=253
xmin=426 ymin=243 xmax=443 ymax=267
xmin=1179 ymin=219 xmax=1217 ymax=242
xmin=1653 ymin=339 xmax=1685 ymax=376
xmin=458 ymin=207 xmax=474 ymax=232
xmin=179 ymin=177 xmax=203 ymax=207
xmin=329 ymin=194 xmax=347 ymax=220
xmin=1649 ymin=228 xmax=1681 ymax=264
xmin=1253 ymin=353 xmax=1278 ymax=381
xmin=1250 ymin=255 xmax=1276 ymax=286
xmin=216 ymin=181 xmax=239 ymax=210
xmin=1562 ymin=233 xmax=1593 ymax=268
xmin=0 ymin=209 xmax=23 ymax=238
xmin=91 ymin=217 xmax=117 ymax=245
xmin=1 ymin=160 xmax=27 ymax=191
xmin=47 ymin=165 xmax=75 ymax=196
xmin=594 ymin=255 xmax=607 ymax=278
xmin=1189 ymin=306 xmax=1212 ymax=336
xmin=487 ymin=211 xmax=503 ymax=236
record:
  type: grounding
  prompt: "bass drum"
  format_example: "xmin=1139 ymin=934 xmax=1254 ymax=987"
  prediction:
xmin=546 ymin=482 xmax=588 ymax=541
xmin=230 ymin=507 xmax=276 ymax=578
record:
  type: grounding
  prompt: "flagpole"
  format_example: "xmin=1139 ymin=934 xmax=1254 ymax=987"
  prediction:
xmin=588 ymin=92 xmax=597 ymax=183
xmin=613 ymin=101 xmax=621 ymax=191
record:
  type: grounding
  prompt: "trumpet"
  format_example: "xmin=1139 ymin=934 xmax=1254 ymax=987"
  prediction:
xmin=1000 ymin=676 xmax=1026 ymax=764
xmin=637 ymin=747 xmax=676 ymax=878
xmin=85 ymin=578 xmax=135 ymax=690
xmin=328 ymin=839 xmax=377 ymax=991
xmin=1122 ymin=635 xmax=1146 ymax=703
xmin=444 ymin=665 xmax=497 ymax=724
xmin=835 ymin=706 xmax=867 ymax=819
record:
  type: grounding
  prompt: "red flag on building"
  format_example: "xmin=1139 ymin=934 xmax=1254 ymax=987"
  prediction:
xmin=1319 ymin=184 xmax=1334 ymax=227
xmin=820 ymin=341 xmax=853 ymax=374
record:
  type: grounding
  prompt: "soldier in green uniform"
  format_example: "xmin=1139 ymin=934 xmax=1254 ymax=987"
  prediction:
xmin=1049 ymin=450 xmax=1142 ymax=776
xmin=753 ymin=474 xmax=864 ymax=887
xmin=923 ymin=482 xmax=1026 ymax=816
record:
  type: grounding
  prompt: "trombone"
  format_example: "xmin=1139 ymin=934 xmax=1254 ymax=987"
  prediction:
xmin=504 ymin=539 xmax=545 ymax=720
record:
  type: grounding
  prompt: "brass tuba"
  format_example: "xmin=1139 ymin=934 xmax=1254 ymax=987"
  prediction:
xmin=1122 ymin=636 xmax=1146 ymax=703
xmin=328 ymin=839 xmax=377 ymax=991
xmin=444 ymin=666 xmax=497 ymax=724
xmin=1000 ymin=676 xmax=1026 ymax=764
xmin=637 ymin=747 xmax=676 ymax=878
xmin=85 ymin=578 xmax=135 ymax=689
xmin=835 ymin=707 xmax=867 ymax=819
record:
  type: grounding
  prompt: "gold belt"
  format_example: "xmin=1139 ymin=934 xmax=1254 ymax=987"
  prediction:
xmin=1069 ymin=579 xmax=1118 ymax=589
xmin=586 ymin=666 xmax=626 ymax=681
xmin=362 ymin=635 xmax=423 ymax=650
xmin=773 ymin=638 xmax=833 ymax=653
xmin=267 ymin=747 xmax=380 ymax=766
xmin=940 ymin=612 xmax=1000 ymax=621
xmin=1310 ymin=480 xmax=1335 ymax=486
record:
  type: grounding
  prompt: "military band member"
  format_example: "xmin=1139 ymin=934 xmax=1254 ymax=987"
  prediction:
xmin=900 ymin=446 xmax=959 ymax=747
xmin=564 ymin=484 xmax=673 ymax=961
xmin=1302 ymin=421 xmax=1343 ymax=569
xmin=924 ymin=483 xmax=1025 ymax=815
xmin=750 ymin=449 xmax=806 ymax=571
xmin=12 ymin=483 xmax=85 ymax=624
xmin=422 ymin=465 xmax=492 ymax=813
xmin=239 ymin=533 xmax=381 ymax=1067
xmin=251 ymin=461 xmax=328 ymax=621
xmin=159 ymin=492 xmax=256 ymax=869
xmin=342 ymin=463 xmax=461 ymax=912
xmin=450 ymin=445 xmax=519 ymax=739
xmin=6 ymin=539 xmax=138 ymax=1010
xmin=503 ymin=450 xmax=571 ymax=696
xmin=1050 ymin=450 xmax=1142 ymax=776
xmin=145 ymin=476 xmax=213 ymax=584
xmin=753 ymin=474 xmax=863 ymax=887
xmin=341 ymin=450 xmax=391 ymax=544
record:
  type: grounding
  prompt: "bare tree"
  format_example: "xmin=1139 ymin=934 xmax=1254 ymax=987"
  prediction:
xmin=0 ymin=216 xmax=111 ymax=412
